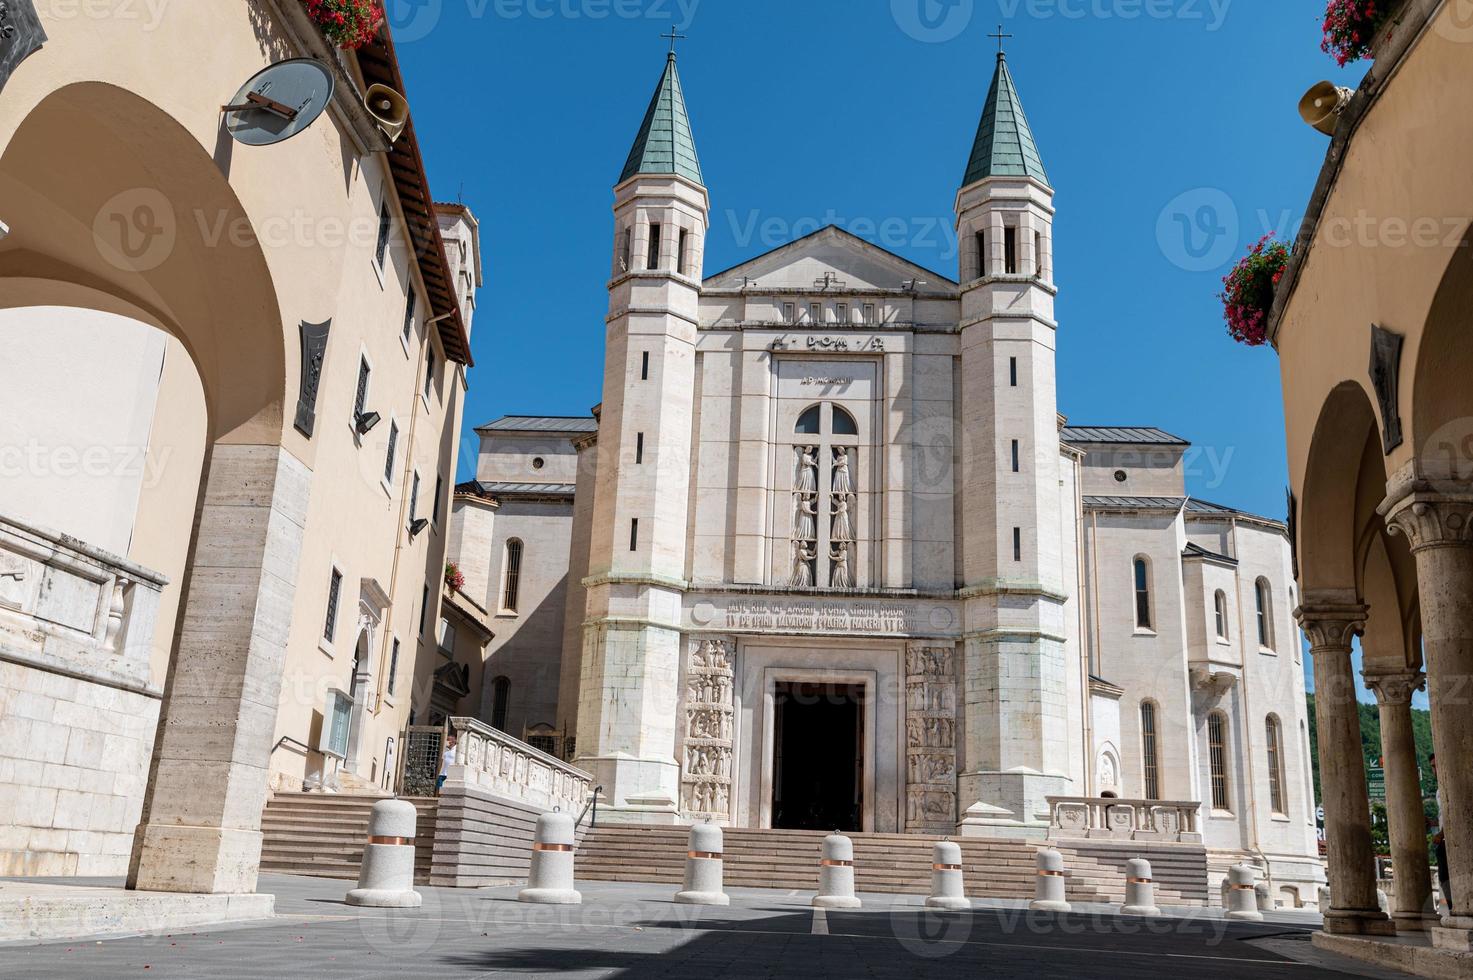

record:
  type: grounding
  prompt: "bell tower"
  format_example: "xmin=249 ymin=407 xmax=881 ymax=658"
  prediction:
xmin=574 ymin=47 xmax=708 ymax=821
xmin=954 ymin=48 xmax=1072 ymax=836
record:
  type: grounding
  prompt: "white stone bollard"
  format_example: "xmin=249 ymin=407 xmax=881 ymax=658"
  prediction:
xmin=346 ymin=799 xmax=422 ymax=908
xmin=1255 ymin=881 xmax=1272 ymax=912
xmin=1225 ymin=864 xmax=1264 ymax=921
xmin=1120 ymin=858 xmax=1162 ymax=917
xmin=1029 ymin=848 xmax=1071 ymax=912
xmin=925 ymin=840 xmax=970 ymax=911
xmin=674 ymin=823 xmax=730 ymax=906
xmin=518 ymin=811 xmax=582 ymax=905
xmin=1317 ymin=884 xmax=1332 ymax=911
xmin=813 ymin=834 xmax=861 ymax=909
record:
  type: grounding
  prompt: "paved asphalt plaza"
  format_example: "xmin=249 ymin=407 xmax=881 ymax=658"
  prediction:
xmin=0 ymin=875 xmax=1411 ymax=979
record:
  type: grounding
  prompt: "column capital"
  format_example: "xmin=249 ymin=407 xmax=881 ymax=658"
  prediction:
xmin=1363 ymin=670 xmax=1426 ymax=707
xmin=1295 ymin=594 xmax=1368 ymax=652
xmin=1380 ymin=480 xmax=1473 ymax=553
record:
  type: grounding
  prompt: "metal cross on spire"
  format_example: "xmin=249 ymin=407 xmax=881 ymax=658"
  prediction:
xmin=988 ymin=24 xmax=1013 ymax=57
xmin=661 ymin=27 xmax=688 ymax=56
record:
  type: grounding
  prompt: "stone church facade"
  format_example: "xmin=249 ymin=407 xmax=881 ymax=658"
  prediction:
xmin=451 ymin=48 xmax=1324 ymax=904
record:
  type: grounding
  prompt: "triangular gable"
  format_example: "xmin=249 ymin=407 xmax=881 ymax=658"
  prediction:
xmin=704 ymin=225 xmax=956 ymax=291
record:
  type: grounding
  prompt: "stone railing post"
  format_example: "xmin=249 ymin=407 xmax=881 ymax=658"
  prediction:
xmin=1383 ymin=483 xmax=1473 ymax=938
xmin=1297 ymin=595 xmax=1393 ymax=935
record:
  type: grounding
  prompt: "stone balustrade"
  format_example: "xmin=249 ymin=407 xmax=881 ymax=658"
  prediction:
xmin=445 ymin=717 xmax=593 ymax=815
xmin=1045 ymin=796 xmax=1203 ymax=844
xmin=0 ymin=512 xmax=166 ymax=692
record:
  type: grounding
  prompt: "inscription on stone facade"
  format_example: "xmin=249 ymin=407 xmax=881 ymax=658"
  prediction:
xmin=681 ymin=637 xmax=735 ymax=821
xmin=727 ymin=600 xmax=910 ymax=634
xmin=905 ymin=642 xmax=957 ymax=834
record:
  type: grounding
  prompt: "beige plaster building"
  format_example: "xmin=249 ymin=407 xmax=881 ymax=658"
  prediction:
xmin=450 ymin=48 xmax=1325 ymax=904
xmin=1266 ymin=0 xmax=1473 ymax=959
xmin=0 ymin=1 xmax=482 ymax=889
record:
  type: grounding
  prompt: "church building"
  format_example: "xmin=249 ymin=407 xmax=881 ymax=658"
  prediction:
xmin=450 ymin=46 xmax=1325 ymax=905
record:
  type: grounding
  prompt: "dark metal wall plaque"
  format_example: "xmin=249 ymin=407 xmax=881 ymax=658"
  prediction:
xmin=0 ymin=1 xmax=47 ymax=98
xmin=294 ymin=319 xmax=332 ymax=438
xmin=1369 ymin=323 xmax=1404 ymax=455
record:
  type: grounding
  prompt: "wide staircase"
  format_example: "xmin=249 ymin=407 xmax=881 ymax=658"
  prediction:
xmin=579 ymin=825 xmax=1209 ymax=906
xmin=259 ymin=793 xmax=439 ymax=884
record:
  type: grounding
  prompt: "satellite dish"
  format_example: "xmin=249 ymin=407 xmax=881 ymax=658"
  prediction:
xmin=222 ymin=58 xmax=336 ymax=147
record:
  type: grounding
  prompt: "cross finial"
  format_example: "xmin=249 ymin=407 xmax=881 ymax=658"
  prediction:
xmin=988 ymin=24 xmax=1013 ymax=57
xmin=661 ymin=27 xmax=688 ymax=57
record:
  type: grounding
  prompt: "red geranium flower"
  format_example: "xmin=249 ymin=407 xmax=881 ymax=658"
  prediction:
xmin=1218 ymin=235 xmax=1292 ymax=347
xmin=303 ymin=0 xmax=385 ymax=49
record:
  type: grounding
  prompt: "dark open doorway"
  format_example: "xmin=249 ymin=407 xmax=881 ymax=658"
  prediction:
xmin=771 ymin=682 xmax=864 ymax=832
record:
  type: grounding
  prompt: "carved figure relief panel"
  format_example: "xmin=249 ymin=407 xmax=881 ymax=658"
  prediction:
xmin=680 ymin=636 xmax=735 ymax=821
xmin=904 ymin=642 xmax=957 ymax=833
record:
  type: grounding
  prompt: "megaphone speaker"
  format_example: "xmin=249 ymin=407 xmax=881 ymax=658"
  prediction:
xmin=364 ymin=83 xmax=410 ymax=143
xmin=1298 ymin=82 xmax=1353 ymax=137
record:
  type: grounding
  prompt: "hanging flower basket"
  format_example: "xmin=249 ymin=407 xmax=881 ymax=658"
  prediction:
xmin=444 ymin=561 xmax=465 ymax=593
xmin=1322 ymin=0 xmax=1391 ymax=67
xmin=1219 ymin=235 xmax=1291 ymax=347
xmin=302 ymin=0 xmax=385 ymax=50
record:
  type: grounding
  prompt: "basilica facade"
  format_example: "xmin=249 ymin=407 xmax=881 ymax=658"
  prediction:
xmin=451 ymin=48 xmax=1324 ymax=904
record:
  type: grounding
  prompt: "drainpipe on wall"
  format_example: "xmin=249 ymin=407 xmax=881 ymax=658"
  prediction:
xmin=1228 ymin=515 xmax=1275 ymax=900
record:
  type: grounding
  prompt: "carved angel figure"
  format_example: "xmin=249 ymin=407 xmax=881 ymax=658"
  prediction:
xmin=830 ymin=544 xmax=852 ymax=588
xmin=830 ymin=495 xmax=853 ymax=543
xmin=795 ymin=447 xmax=819 ymax=493
xmin=795 ymin=495 xmax=817 ymax=540
xmin=791 ymin=542 xmax=816 ymax=587
xmin=831 ymin=448 xmax=853 ymax=494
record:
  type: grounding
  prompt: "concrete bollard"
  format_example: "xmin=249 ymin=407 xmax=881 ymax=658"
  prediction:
xmin=1120 ymin=858 xmax=1161 ymax=917
xmin=1317 ymin=884 xmax=1332 ymax=911
xmin=518 ymin=811 xmax=582 ymax=905
xmin=346 ymin=799 xmax=422 ymax=908
xmin=1030 ymin=848 xmax=1071 ymax=913
xmin=813 ymin=834 xmax=862 ymax=909
xmin=925 ymin=840 xmax=970 ymax=911
xmin=674 ymin=823 xmax=730 ymax=906
xmin=1255 ymin=881 xmax=1272 ymax=912
xmin=1225 ymin=864 xmax=1264 ymax=921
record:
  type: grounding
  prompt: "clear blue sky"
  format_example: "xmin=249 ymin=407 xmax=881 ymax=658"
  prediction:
xmin=391 ymin=1 xmax=1380 ymax=698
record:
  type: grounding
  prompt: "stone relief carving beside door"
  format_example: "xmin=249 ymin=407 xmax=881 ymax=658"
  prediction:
xmin=904 ymin=642 xmax=957 ymax=833
xmin=680 ymin=636 xmax=735 ymax=822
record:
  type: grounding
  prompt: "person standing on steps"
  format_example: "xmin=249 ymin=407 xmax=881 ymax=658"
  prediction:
xmin=437 ymin=732 xmax=458 ymax=794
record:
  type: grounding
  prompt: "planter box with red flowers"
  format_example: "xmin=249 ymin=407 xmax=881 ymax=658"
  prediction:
xmin=1322 ymin=0 xmax=1404 ymax=66
xmin=444 ymin=562 xmax=466 ymax=593
xmin=302 ymin=0 xmax=385 ymax=50
xmin=1220 ymin=236 xmax=1291 ymax=348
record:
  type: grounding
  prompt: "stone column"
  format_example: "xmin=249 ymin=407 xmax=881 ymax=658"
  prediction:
xmin=1364 ymin=670 xmax=1436 ymax=931
xmin=1383 ymin=486 xmax=1473 ymax=937
xmin=127 ymin=445 xmax=310 ymax=894
xmin=1297 ymin=597 xmax=1393 ymax=935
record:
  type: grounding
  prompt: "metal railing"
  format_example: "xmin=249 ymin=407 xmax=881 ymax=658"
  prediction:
xmin=576 ymin=785 xmax=603 ymax=830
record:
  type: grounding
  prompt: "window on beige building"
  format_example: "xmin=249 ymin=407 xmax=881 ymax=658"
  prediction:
xmin=501 ymin=539 xmax=524 ymax=613
xmin=1208 ymin=710 xmax=1231 ymax=812
xmin=646 ymin=223 xmax=662 ymax=270
xmin=1133 ymin=557 xmax=1153 ymax=631
xmin=1255 ymin=578 xmax=1275 ymax=650
xmin=1266 ymin=714 xmax=1287 ymax=815
xmin=491 ymin=676 xmax=511 ymax=731
xmin=1214 ymin=589 xmax=1229 ymax=640
xmin=1140 ymin=701 xmax=1161 ymax=800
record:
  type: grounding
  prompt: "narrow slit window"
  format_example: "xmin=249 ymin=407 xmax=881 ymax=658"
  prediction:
xmin=409 ymin=471 xmax=420 ymax=522
xmin=635 ymin=432 xmax=645 ymax=464
xmin=1004 ymin=225 xmax=1018 ymax=275
xmin=1009 ymin=357 xmax=1018 ymax=387
xmin=1266 ymin=716 xmax=1286 ymax=815
xmin=1034 ymin=231 xmax=1044 ymax=277
xmin=354 ymin=357 xmax=370 ymax=421
xmin=620 ymin=228 xmax=632 ymax=271
xmin=501 ymin=539 xmax=523 ymax=613
xmin=402 ymin=289 xmax=417 ymax=343
xmin=862 ymin=303 xmax=876 ymax=324
xmin=491 ymin=677 xmax=510 ymax=731
xmin=808 ymin=303 xmax=821 ymax=323
xmin=1013 ymin=527 xmax=1022 ymax=562
xmin=835 ymin=302 xmax=848 ymax=323
xmin=387 ymin=638 xmax=400 ymax=696
xmin=677 ymin=229 xmax=690 ymax=275
xmin=1214 ymin=590 xmax=1229 ymax=640
xmin=974 ymin=230 xmax=987 ymax=279
xmin=630 ymin=518 xmax=639 ymax=552
xmin=1133 ymin=557 xmax=1152 ymax=630
xmin=384 ymin=421 xmax=399 ymax=484
xmin=1011 ymin=439 xmax=1020 ymax=473
xmin=432 ymin=474 xmax=443 ymax=524
xmin=1141 ymin=702 xmax=1160 ymax=800
xmin=784 ymin=302 xmax=797 ymax=324
xmin=324 ymin=568 xmax=342 ymax=643
xmin=641 ymin=351 xmax=650 ymax=380
xmin=375 ymin=196 xmax=392 ymax=269
xmin=646 ymin=223 xmax=662 ymax=270
xmin=418 ymin=584 xmax=429 ymax=636
xmin=1208 ymin=712 xmax=1231 ymax=811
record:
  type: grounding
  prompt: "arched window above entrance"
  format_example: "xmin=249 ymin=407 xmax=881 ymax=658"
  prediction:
xmin=789 ymin=402 xmax=863 ymax=590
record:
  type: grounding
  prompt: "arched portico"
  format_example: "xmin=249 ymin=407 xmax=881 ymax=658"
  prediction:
xmin=0 ymin=83 xmax=308 ymax=894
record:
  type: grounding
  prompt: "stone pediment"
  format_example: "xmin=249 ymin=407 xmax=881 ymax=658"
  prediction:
xmin=703 ymin=225 xmax=955 ymax=294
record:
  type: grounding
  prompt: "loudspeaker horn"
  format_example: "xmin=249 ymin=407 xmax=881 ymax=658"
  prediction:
xmin=364 ymin=83 xmax=410 ymax=143
xmin=1298 ymin=82 xmax=1354 ymax=136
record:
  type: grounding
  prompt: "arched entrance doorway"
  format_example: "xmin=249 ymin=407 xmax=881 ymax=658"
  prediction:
xmin=0 ymin=82 xmax=306 ymax=895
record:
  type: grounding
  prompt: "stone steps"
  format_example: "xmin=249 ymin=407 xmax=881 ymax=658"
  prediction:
xmin=259 ymin=793 xmax=439 ymax=884
xmin=576 ymin=826 xmax=1209 ymax=905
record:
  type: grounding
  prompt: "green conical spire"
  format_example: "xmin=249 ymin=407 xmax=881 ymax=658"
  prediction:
xmin=619 ymin=52 xmax=703 ymax=186
xmin=962 ymin=53 xmax=1049 ymax=187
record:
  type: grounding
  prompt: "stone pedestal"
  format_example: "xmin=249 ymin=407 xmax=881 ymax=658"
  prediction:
xmin=1384 ymin=486 xmax=1473 ymax=943
xmin=1364 ymin=669 xmax=1438 ymax=932
xmin=1298 ymin=597 xmax=1395 ymax=936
